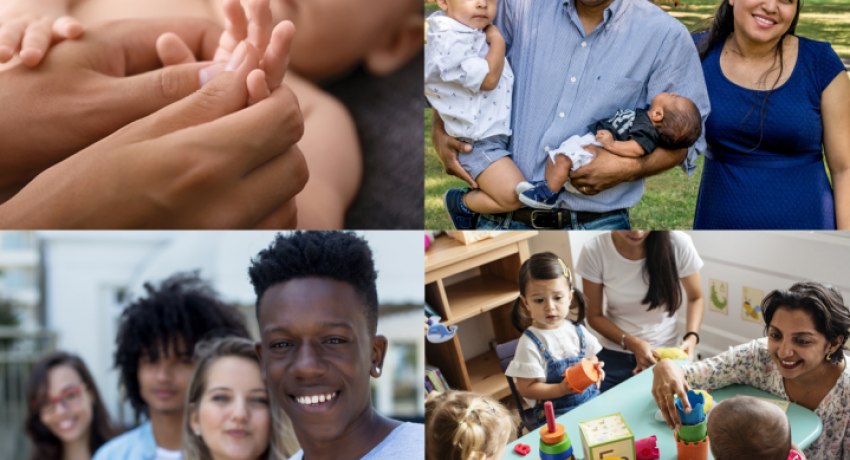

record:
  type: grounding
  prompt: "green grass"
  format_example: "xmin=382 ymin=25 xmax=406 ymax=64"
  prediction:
xmin=424 ymin=0 xmax=850 ymax=229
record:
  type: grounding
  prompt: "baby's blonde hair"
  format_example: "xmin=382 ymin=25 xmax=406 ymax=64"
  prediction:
xmin=425 ymin=391 xmax=516 ymax=460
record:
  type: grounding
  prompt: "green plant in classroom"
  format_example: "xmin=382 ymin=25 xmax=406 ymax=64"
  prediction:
xmin=710 ymin=285 xmax=727 ymax=310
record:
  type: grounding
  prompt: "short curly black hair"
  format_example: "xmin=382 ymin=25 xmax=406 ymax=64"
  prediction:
xmin=114 ymin=272 xmax=249 ymax=419
xmin=248 ymin=231 xmax=379 ymax=335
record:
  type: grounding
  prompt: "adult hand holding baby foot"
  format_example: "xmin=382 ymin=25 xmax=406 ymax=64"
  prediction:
xmin=0 ymin=38 xmax=307 ymax=229
xmin=0 ymin=0 xmax=83 ymax=66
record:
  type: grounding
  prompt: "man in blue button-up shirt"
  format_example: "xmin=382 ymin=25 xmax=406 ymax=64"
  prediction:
xmin=433 ymin=0 xmax=710 ymax=229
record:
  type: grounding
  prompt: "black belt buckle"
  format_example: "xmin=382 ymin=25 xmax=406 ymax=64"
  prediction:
xmin=529 ymin=210 xmax=566 ymax=229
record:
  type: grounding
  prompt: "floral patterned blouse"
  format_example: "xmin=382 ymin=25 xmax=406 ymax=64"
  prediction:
xmin=683 ymin=338 xmax=850 ymax=460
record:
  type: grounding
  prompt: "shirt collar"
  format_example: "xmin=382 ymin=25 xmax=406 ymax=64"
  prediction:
xmin=563 ymin=0 xmax=626 ymax=29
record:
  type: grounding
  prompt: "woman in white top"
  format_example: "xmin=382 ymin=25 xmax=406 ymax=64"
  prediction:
xmin=577 ymin=230 xmax=705 ymax=392
xmin=652 ymin=282 xmax=850 ymax=460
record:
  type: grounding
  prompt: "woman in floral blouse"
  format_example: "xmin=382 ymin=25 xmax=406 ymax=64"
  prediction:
xmin=651 ymin=281 xmax=850 ymax=460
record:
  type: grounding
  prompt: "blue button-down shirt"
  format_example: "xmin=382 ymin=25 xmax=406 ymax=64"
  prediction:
xmin=495 ymin=0 xmax=710 ymax=212
xmin=92 ymin=421 xmax=162 ymax=460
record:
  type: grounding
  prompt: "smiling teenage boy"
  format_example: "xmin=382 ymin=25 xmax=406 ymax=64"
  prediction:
xmin=92 ymin=273 xmax=250 ymax=460
xmin=250 ymin=231 xmax=424 ymax=460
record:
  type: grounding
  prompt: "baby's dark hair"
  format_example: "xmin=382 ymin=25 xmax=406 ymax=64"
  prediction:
xmin=656 ymin=97 xmax=702 ymax=150
xmin=707 ymin=396 xmax=791 ymax=460
xmin=510 ymin=252 xmax=585 ymax=332
xmin=425 ymin=390 xmax=516 ymax=460
xmin=248 ymin=231 xmax=379 ymax=335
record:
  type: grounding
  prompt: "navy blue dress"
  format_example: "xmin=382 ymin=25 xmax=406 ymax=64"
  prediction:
xmin=692 ymin=34 xmax=845 ymax=229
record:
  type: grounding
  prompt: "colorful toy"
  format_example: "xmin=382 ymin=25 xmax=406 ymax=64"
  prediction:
xmin=515 ymin=444 xmax=531 ymax=456
xmin=426 ymin=316 xmax=457 ymax=343
xmin=674 ymin=390 xmax=709 ymax=460
xmin=635 ymin=436 xmax=659 ymax=460
xmin=578 ymin=413 xmax=635 ymax=460
xmin=562 ymin=358 xmax=599 ymax=393
xmin=674 ymin=390 xmax=714 ymax=413
xmin=538 ymin=401 xmax=574 ymax=460
xmin=655 ymin=347 xmax=688 ymax=361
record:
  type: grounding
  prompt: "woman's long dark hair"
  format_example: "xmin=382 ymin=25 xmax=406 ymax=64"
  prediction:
xmin=25 ymin=352 xmax=119 ymax=460
xmin=641 ymin=232 xmax=682 ymax=317
xmin=511 ymin=252 xmax=586 ymax=332
xmin=696 ymin=0 xmax=802 ymax=149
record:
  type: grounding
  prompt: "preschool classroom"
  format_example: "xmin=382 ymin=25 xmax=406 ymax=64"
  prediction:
xmin=424 ymin=231 xmax=850 ymax=460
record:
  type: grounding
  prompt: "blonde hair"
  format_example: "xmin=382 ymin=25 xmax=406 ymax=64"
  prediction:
xmin=425 ymin=391 xmax=516 ymax=460
xmin=181 ymin=337 xmax=300 ymax=460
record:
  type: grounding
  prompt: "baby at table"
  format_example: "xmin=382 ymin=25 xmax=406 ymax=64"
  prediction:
xmin=707 ymin=396 xmax=807 ymax=460
xmin=0 ymin=0 xmax=419 ymax=228
xmin=518 ymin=92 xmax=703 ymax=209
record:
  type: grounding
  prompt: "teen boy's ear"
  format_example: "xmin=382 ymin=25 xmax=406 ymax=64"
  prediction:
xmin=369 ymin=335 xmax=390 ymax=378
xmin=363 ymin=14 xmax=423 ymax=77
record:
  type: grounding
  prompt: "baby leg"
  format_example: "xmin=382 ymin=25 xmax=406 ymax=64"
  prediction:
xmin=463 ymin=157 xmax=527 ymax=214
xmin=544 ymin=154 xmax=573 ymax=193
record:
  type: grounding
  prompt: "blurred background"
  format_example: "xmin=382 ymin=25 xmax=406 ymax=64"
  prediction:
xmin=0 ymin=231 xmax=424 ymax=460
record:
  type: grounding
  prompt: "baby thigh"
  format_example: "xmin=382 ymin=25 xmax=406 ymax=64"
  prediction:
xmin=475 ymin=157 xmax=527 ymax=211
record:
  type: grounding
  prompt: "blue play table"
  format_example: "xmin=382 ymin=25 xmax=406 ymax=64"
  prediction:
xmin=501 ymin=360 xmax=822 ymax=459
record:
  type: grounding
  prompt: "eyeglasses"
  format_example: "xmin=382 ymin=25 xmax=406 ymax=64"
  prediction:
xmin=32 ymin=385 xmax=86 ymax=416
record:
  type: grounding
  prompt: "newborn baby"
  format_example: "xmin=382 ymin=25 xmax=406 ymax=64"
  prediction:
xmin=707 ymin=396 xmax=807 ymax=460
xmin=0 ymin=0 xmax=418 ymax=228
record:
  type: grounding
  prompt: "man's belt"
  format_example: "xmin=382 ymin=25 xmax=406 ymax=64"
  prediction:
xmin=487 ymin=208 xmax=624 ymax=229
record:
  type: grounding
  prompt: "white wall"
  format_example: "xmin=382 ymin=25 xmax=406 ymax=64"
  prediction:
xmin=688 ymin=231 xmax=850 ymax=358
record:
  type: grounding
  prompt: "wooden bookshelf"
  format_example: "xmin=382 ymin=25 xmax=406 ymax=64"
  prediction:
xmin=425 ymin=231 xmax=537 ymax=398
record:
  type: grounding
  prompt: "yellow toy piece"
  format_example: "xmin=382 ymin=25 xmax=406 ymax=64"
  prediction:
xmin=674 ymin=389 xmax=714 ymax=413
xmin=655 ymin=347 xmax=688 ymax=361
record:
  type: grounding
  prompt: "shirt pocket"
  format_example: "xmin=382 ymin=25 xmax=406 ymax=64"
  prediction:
xmin=585 ymin=76 xmax=645 ymax=123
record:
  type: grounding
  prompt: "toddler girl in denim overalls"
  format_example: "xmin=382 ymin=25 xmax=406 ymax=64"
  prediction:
xmin=505 ymin=252 xmax=606 ymax=421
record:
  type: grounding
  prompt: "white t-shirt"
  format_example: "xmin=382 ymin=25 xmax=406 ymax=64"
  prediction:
xmin=287 ymin=422 xmax=423 ymax=460
xmin=153 ymin=447 xmax=182 ymax=460
xmin=424 ymin=11 xmax=513 ymax=140
xmin=505 ymin=323 xmax=602 ymax=408
xmin=576 ymin=231 xmax=703 ymax=353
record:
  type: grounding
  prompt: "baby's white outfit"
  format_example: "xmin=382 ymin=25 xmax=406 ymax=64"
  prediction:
xmin=424 ymin=11 xmax=513 ymax=140
xmin=548 ymin=134 xmax=599 ymax=193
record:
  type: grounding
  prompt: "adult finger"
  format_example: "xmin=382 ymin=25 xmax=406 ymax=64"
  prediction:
xmin=261 ymin=20 xmax=294 ymax=90
xmin=20 ymin=17 xmax=52 ymax=67
xmin=98 ymin=18 xmax=221 ymax=76
xmin=156 ymin=32 xmax=198 ymax=65
xmin=247 ymin=0 xmax=273 ymax=53
xmin=0 ymin=19 xmax=27 ymax=63
xmin=237 ymin=145 xmax=308 ymax=224
xmin=52 ymin=16 xmax=84 ymax=40
xmin=117 ymin=41 xmax=258 ymax=142
xmin=184 ymin=81 xmax=303 ymax=175
xmin=215 ymin=0 xmax=249 ymax=61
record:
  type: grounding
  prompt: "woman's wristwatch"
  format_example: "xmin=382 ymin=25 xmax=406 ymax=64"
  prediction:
xmin=683 ymin=332 xmax=700 ymax=344
xmin=621 ymin=333 xmax=628 ymax=350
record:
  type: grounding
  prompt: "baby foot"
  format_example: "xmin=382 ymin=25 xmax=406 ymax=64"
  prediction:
xmin=156 ymin=0 xmax=294 ymax=104
xmin=0 ymin=8 xmax=83 ymax=66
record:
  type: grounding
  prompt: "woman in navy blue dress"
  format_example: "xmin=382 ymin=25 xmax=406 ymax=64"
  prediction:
xmin=692 ymin=0 xmax=850 ymax=229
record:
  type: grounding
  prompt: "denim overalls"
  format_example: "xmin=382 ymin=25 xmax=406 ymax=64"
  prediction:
xmin=526 ymin=322 xmax=600 ymax=423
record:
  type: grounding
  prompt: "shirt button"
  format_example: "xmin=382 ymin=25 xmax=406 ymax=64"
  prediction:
xmin=559 ymin=112 xmax=565 ymax=118
xmin=544 ymin=146 xmax=550 ymax=152
xmin=606 ymin=24 xmax=610 ymax=28
xmin=581 ymin=42 xmax=587 ymax=47
xmin=571 ymin=77 xmax=576 ymax=83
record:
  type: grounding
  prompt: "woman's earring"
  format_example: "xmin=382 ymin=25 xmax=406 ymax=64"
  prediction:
xmin=826 ymin=353 xmax=832 ymax=362
xmin=375 ymin=366 xmax=381 ymax=375
xmin=195 ymin=429 xmax=201 ymax=436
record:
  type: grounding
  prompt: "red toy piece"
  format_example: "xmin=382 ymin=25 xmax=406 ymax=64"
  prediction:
xmin=545 ymin=401 xmax=556 ymax=433
xmin=635 ymin=435 xmax=659 ymax=460
xmin=514 ymin=444 xmax=531 ymax=456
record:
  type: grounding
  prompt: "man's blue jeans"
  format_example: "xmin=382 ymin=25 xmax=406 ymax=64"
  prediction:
xmin=474 ymin=209 xmax=631 ymax=230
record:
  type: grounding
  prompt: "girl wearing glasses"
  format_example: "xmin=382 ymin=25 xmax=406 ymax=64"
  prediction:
xmin=25 ymin=352 xmax=119 ymax=460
